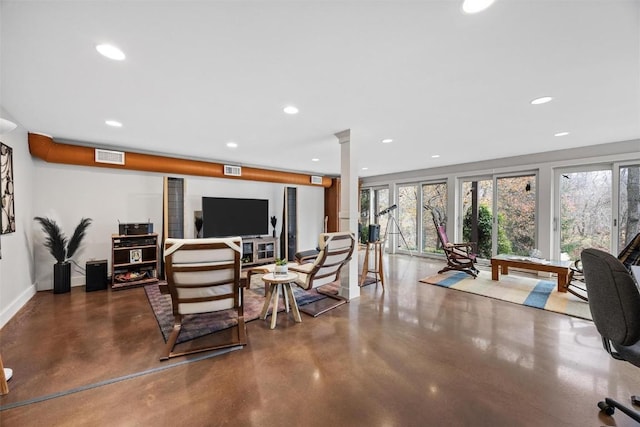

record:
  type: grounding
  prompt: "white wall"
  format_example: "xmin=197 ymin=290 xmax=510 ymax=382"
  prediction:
xmin=0 ymin=135 xmax=325 ymax=328
xmin=0 ymin=111 xmax=36 ymax=328
xmin=30 ymin=165 xmax=325 ymax=293
xmin=184 ymin=176 xmax=325 ymax=254
xmin=32 ymin=163 xmax=164 ymax=290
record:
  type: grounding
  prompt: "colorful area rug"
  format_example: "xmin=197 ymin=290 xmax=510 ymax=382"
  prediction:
xmin=419 ymin=271 xmax=592 ymax=320
xmin=145 ymin=279 xmax=339 ymax=344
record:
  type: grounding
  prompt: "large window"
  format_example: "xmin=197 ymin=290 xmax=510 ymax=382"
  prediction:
xmin=360 ymin=186 xmax=390 ymax=246
xmin=558 ymin=168 xmax=612 ymax=260
xmin=461 ymin=178 xmax=493 ymax=258
xmin=397 ymin=184 xmax=418 ymax=251
xmin=461 ymin=174 xmax=536 ymax=258
xmin=496 ymin=175 xmax=536 ymax=256
xmin=359 ymin=188 xmax=371 ymax=243
xmin=421 ymin=182 xmax=447 ymax=254
xmin=619 ymin=164 xmax=640 ymax=247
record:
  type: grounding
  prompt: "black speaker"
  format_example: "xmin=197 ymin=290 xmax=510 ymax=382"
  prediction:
xmin=86 ymin=260 xmax=108 ymax=292
xmin=281 ymin=187 xmax=297 ymax=261
xmin=368 ymin=224 xmax=380 ymax=243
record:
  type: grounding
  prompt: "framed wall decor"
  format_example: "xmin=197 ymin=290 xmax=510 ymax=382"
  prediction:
xmin=0 ymin=142 xmax=15 ymax=234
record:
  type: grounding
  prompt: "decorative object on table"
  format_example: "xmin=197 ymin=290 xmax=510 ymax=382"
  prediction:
xmin=194 ymin=210 xmax=203 ymax=238
xmin=529 ymin=248 xmax=543 ymax=259
xmin=1 ymin=142 xmax=15 ymax=234
xmin=419 ymin=271 xmax=591 ymax=320
xmin=270 ymin=215 xmax=277 ymax=238
xmin=129 ymin=248 xmax=142 ymax=263
xmin=34 ymin=216 xmax=92 ymax=294
xmin=274 ymin=258 xmax=288 ymax=275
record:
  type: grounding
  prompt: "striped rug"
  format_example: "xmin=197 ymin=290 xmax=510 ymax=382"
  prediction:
xmin=419 ymin=271 xmax=592 ymax=320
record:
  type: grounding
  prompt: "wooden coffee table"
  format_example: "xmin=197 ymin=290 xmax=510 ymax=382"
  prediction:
xmin=491 ymin=254 xmax=572 ymax=292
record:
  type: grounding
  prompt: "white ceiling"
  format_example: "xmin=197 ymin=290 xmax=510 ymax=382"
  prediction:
xmin=1 ymin=1 xmax=639 ymax=178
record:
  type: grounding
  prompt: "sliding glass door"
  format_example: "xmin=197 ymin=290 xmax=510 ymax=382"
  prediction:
xmin=461 ymin=173 xmax=537 ymax=258
xmin=461 ymin=178 xmax=493 ymax=259
xmin=360 ymin=186 xmax=390 ymax=246
xmin=396 ymin=184 xmax=418 ymax=251
xmin=496 ymin=175 xmax=536 ymax=256
xmin=556 ymin=167 xmax=612 ymax=261
xmin=421 ymin=182 xmax=447 ymax=254
xmin=619 ymin=164 xmax=640 ymax=247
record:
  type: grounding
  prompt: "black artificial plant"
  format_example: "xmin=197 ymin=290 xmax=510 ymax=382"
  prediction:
xmin=34 ymin=217 xmax=92 ymax=263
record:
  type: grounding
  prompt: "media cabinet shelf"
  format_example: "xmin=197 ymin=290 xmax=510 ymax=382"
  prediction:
xmin=111 ymin=233 xmax=159 ymax=290
xmin=242 ymin=237 xmax=277 ymax=266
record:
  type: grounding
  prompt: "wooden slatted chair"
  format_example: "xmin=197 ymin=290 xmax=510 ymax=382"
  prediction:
xmin=432 ymin=213 xmax=479 ymax=278
xmin=161 ymin=237 xmax=247 ymax=361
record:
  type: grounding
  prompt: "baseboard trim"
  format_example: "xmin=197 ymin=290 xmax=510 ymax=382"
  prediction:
xmin=0 ymin=284 xmax=37 ymax=329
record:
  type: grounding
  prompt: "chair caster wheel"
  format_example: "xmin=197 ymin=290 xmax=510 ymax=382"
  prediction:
xmin=598 ymin=400 xmax=615 ymax=416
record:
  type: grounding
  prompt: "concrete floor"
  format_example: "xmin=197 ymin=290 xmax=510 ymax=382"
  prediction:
xmin=1 ymin=254 xmax=639 ymax=426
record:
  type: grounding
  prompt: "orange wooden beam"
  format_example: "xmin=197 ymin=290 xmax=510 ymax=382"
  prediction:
xmin=28 ymin=133 xmax=333 ymax=188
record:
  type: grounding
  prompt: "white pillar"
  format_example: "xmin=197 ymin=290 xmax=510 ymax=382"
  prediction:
xmin=335 ymin=129 xmax=360 ymax=300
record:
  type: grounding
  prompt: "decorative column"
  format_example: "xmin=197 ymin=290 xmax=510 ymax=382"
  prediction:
xmin=335 ymin=129 xmax=360 ymax=300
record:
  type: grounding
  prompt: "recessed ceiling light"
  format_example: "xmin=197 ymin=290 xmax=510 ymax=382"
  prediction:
xmin=381 ymin=139 xmax=393 ymax=144
xmin=362 ymin=167 xmax=369 ymax=171
xmin=311 ymin=158 xmax=319 ymax=162
xmin=531 ymin=96 xmax=553 ymax=105
xmin=96 ymin=44 xmax=125 ymax=61
xmin=554 ymin=132 xmax=570 ymax=137
xmin=283 ymin=105 xmax=299 ymax=115
xmin=226 ymin=142 xmax=238 ymax=148
xmin=105 ymin=120 xmax=122 ymax=127
xmin=462 ymin=0 xmax=495 ymax=14
xmin=431 ymin=154 xmax=440 ymax=158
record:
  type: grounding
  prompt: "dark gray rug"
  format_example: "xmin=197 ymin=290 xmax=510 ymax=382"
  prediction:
xmin=145 ymin=281 xmax=328 ymax=343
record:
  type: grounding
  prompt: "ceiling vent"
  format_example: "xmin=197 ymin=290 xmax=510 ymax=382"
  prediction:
xmin=95 ymin=148 xmax=125 ymax=165
xmin=310 ymin=175 xmax=323 ymax=185
xmin=224 ymin=165 xmax=242 ymax=176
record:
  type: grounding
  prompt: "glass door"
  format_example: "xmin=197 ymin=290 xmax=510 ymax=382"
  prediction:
xmin=496 ymin=174 xmax=537 ymax=256
xmin=421 ymin=182 xmax=447 ymax=254
xmin=396 ymin=184 xmax=418 ymax=252
xmin=555 ymin=167 xmax=613 ymax=261
xmin=461 ymin=177 xmax=493 ymax=259
xmin=618 ymin=164 xmax=640 ymax=248
xmin=359 ymin=188 xmax=371 ymax=243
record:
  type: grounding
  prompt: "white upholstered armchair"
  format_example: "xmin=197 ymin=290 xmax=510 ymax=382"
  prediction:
xmin=161 ymin=237 xmax=247 ymax=360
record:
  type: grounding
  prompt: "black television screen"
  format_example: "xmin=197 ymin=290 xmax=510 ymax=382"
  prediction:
xmin=202 ymin=197 xmax=269 ymax=237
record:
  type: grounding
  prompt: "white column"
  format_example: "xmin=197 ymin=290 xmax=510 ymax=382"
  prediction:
xmin=335 ymin=129 xmax=360 ymax=300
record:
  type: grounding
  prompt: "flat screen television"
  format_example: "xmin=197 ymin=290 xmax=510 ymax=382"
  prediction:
xmin=202 ymin=197 xmax=269 ymax=238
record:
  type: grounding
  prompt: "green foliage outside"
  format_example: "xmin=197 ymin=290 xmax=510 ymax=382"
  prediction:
xmin=463 ymin=204 xmax=511 ymax=258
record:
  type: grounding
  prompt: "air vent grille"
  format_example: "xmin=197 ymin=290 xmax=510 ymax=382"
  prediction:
xmin=224 ymin=165 xmax=242 ymax=176
xmin=95 ymin=149 xmax=125 ymax=165
xmin=311 ymin=175 xmax=323 ymax=185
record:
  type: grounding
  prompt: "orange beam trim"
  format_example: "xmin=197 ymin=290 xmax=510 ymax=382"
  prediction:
xmin=28 ymin=133 xmax=332 ymax=188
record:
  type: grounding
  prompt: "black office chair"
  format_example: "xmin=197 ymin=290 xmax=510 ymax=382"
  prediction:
xmin=581 ymin=248 xmax=640 ymax=423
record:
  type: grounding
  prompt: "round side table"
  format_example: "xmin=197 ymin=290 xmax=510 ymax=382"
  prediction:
xmin=259 ymin=272 xmax=302 ymax=329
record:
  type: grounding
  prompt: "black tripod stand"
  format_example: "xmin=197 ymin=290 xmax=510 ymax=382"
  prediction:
xmin=377 ymin=205 xmax=413 ymax=256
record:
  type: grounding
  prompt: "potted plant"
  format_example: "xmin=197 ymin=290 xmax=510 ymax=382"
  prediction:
xmin=274 ymin=258 xmax=288 ymax=275
xmin=34 ymin=216 xmax=92 ymax=294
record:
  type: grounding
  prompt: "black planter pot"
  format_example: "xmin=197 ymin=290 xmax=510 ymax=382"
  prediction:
xmin=53 ymin=262 xmax=71 ymax=294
